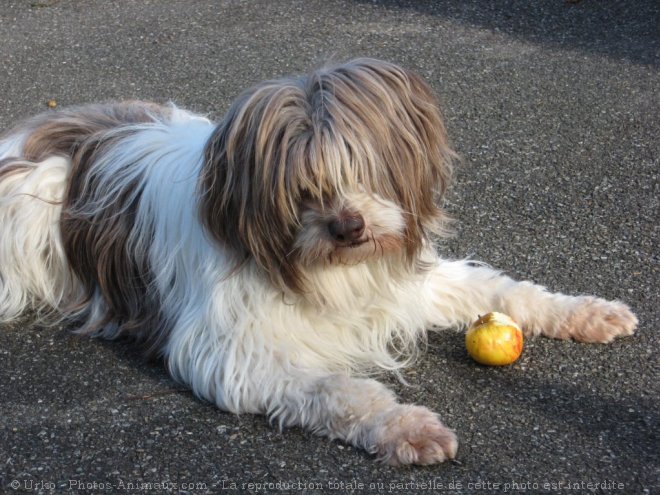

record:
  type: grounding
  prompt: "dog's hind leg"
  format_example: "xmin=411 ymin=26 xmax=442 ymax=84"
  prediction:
xmin=0 ymin=156 xmax=78 ymax=322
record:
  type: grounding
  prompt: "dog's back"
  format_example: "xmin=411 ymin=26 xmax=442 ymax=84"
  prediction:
xmin=0 ymin=102 xmax=213 ymax=350
xmin=0 ymin=103 xmax=169 ymax=318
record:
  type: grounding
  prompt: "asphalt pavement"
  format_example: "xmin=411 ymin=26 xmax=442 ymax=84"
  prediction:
xmin=0 ymin=1 xmax=658 ymax=494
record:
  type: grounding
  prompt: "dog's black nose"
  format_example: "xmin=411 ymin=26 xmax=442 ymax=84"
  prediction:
xmin=328 ymin=214 xmax=365 ymax=244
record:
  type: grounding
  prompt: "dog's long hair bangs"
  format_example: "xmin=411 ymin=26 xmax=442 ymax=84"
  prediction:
xmin=310 ymin=59 xmax=455 ymax=241
xmin=200 ymin=59 xmax=455 ymax=292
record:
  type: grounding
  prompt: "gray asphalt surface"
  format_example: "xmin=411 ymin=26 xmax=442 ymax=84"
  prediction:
xmin=0 ymin=1 xmax=658 ymax=494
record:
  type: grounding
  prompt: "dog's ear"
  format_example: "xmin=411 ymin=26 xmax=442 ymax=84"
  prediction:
xmin=199 ymin=81 xmax=311 ymax=292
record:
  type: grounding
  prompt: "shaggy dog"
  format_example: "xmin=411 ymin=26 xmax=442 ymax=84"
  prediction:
xmin=0 ymin=59 xmax=637 ymax=465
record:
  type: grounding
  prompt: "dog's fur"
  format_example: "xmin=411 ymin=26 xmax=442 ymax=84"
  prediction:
xmin=0 ymin=59 xmax=637 ymax=465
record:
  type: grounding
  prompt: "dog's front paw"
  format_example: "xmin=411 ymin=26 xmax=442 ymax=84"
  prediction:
xmin=560 ymin=297 xmax=638 ymax=343
xmin=376 ymin=405 xmax=457 ymax=466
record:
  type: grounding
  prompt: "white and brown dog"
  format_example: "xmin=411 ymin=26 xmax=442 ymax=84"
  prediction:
xmin=0 ymin=59 xmax=637 ymax=465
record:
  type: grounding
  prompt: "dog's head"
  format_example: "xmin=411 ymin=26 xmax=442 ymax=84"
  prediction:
xmin=200 ymin=59 xmax=455 ymax=292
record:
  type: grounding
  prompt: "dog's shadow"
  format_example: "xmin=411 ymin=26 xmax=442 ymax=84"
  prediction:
xmin=92 ymin=333 xmax=193 ymax=400
xmin=424 ymin=331 xmax=656 ymax=467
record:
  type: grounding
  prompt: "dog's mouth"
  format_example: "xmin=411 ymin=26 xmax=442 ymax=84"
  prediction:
xmin=345 ymin=238 xmax=369 ymax=248
xmin=335 ymin=236 xmax=370 ymax=249
xmin=326 ymin=233 xmax=406 ymax=265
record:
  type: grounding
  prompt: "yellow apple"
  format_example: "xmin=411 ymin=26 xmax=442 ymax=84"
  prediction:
xmin=465 ymin=312 xmax=523 ymax=366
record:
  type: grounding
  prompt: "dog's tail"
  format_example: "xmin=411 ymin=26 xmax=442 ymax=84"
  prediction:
xmin=0 ymin=152 xmax=79 ymax=323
